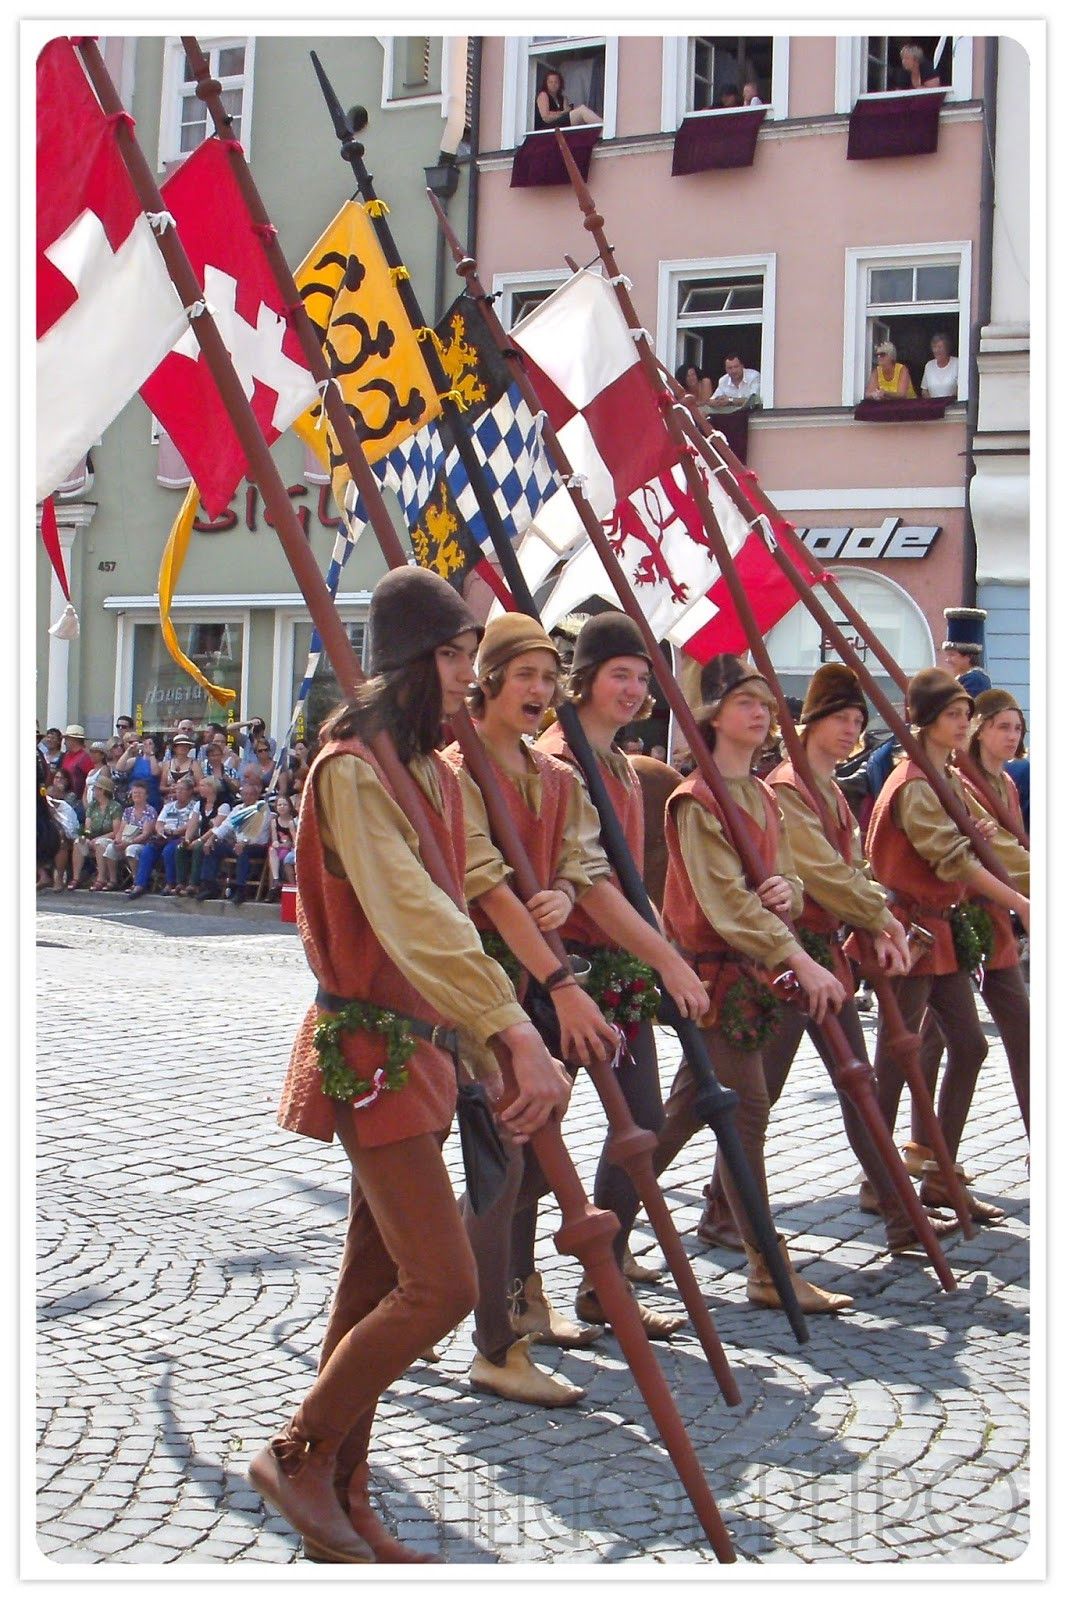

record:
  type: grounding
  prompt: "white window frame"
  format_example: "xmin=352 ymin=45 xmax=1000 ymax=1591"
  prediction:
xmin=157 ymin=35 xmax=255 ymax=168
xmin=765 ymin=566 xmax=936 ymax=676
xmin=834 ymin=35 xmax=974 ymax=114
xmin=380 ymin=35 xmax=448 ymax=111
xmin=491 ymin=267 xmax=572 ymax=332
xmin=842 ymin=240 xmax=972 ymax=406
xmin=271 ymin=603 xmax=371 ymax=738
xmin=660 ymin=35 xmax=790 ymax=131
xmin=114 ymin=604 xmax=251 ymax=727
xmin=501 ymin=34 xmax=619 ymax=146
xmin=657 ymin=253 xmax=777 ymax=409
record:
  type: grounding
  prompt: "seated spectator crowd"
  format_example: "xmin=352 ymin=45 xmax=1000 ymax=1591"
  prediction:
xmin=36 ymin=714 xmax=307 ymax=906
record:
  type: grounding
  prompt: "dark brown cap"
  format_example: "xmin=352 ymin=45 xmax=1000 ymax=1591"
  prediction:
xmin=799 ymin=664 xmax=869 ymax=732
xmin=369 ymin=567 xmax=482 ymax=674
xmin=907 ymin=667 xmax=974 ymax=728
xmin=570 ymin=611 xmax=653 ymax=674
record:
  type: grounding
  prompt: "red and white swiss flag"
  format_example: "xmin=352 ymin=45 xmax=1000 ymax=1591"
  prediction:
xmin=141 ymin=138 xmax=318 ymax=518
xmin=36 ymin=38 xmax=187 ymax=502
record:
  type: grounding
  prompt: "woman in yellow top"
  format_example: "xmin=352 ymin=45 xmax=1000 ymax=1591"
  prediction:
xmin=866 ymin=340 xmax=917 ymax=400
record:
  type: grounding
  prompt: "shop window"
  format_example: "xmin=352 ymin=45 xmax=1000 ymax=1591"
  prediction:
xmin=764 ymin=568 xmax=935 ymax=709
xmin=289 ymin=618 xmax=368 ymax=743
xmin=158 ymin=37 xmax=253 ymax=165
xmin=131 ymin=617 xmax=245 ymax=728
xmin=661 ymin=256 xmax=775 ymax=407
xmin=383 ymin=36 xmax=443 ymax=105
xmin=844 ymin=243 xmax=970 ymax=405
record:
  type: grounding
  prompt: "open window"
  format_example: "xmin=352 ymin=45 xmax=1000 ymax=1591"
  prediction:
xmin=835 ymin=35 xmax=973 ymax=111
xmin=844 ymin=243 xmax=970 ymax=406
xmin=661 ymin=36 xmax=789 ymax=129
xmin=502 ymin=36 xmax=618 ymax=145
xmin=660 ymin=255 xmax=775 ymax=408
xmin=158 ymin=37 xmax=253 ymax=166
xmin=690 ymin=36 xmax=774 ymax=110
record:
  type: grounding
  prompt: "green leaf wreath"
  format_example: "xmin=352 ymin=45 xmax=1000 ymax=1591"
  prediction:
xmin=797 ymin=927 xmax=835 ymax=971
xmin=949 ymin=902 xmax=996 ymax=976
xmin=314 ymin=1000 xmax=414 ymax=1104
xmin=586 ymin=948 xmax=661 ymax=1036
xmin=480 ymin=928 xmax=524 ymax=991
xmin=718 ymin=972 xmax=782 ymax=1052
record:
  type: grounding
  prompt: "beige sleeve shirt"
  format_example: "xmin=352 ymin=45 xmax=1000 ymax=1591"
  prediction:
xmin=317 ymin=754 xmax=525 ymax=1050
xmin=674 ymin=777 xmax=803 ymax=969
xmin=456 ymin=747 xmax=611 ymax=905
xmin=894 ymin=771 xmax=1030 ymax=891
xmin=775 ymin=781 xmax=893 ymax=933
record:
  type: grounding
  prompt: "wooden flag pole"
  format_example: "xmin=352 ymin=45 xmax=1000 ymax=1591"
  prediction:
xmin=660 ymin=372 xmax=1028 ymax=848
xmin=425 ymin=193 xmax=962 ymax=1281
xmin=306 ymin=51 xmax=809 ymax=1349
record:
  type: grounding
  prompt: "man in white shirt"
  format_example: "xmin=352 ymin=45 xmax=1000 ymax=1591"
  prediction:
xmin=921 ymin=333 xmax=959 ymax=399
xmin=195 ymin=774 xmax=271 ymax=904
xmin=708 ymin=352 xmax=762 ymax=408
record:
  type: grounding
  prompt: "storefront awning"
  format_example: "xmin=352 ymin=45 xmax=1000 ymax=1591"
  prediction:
xmin=847 ymin=90 xmax=947 ymax=160
xmin=853 ymin=397 xmax=951 ymax=422
xmin=510 ymin=126 xmax=601 ymax=188
xmin=671 ymin=107 xmax=767 ymax=176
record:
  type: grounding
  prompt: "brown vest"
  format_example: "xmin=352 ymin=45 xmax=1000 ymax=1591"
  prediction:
xmin=535 ymin=719 xmax=644 ymax=949
xmin=768 ymin=761 xmax=854 ymax=937
xmin=961 ymin=768 xmax=1022 ymax=971
xmin=865 ymin=759 xmax=964 ymax=975
xmin=276 ymin=737 xmax=465 ymax=1146
xmin=442 ymin=736 xmax=572 ymax=932
xmin=662 ymin=774 xmax=780 ymax=969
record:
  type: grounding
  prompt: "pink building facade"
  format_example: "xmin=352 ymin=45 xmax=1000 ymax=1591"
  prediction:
xmin=471 ymin=33 xmax=1029 ymax=712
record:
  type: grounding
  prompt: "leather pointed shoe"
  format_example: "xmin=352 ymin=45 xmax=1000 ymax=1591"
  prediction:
xmin=248 ymin=1435 xmax=375 ymax=1562
xmin=575 ymin=1278 xmax=687 ymax=1340
xmin=469 ymin=1337 xmax=584 ymax=1408
xmin=510 ymin=1271 xmax=604 ymax=1347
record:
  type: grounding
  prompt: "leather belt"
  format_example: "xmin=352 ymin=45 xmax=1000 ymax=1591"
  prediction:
xmin=314 ymin=985 xmax=459 ymax=1056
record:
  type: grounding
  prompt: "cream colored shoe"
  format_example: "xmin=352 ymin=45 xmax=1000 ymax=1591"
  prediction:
xmin=744 ymin=1240 xmax=854 ymax=1314
xmin=574 ymin=1276 xmax=687 ymax=1340
xmin=509 ymin=1272 xmax=604 ymax=1347
xmin=469 ymin=1337 xmax=585 ymax=1408
xmin=622 ymin=1247 xmax=663 ymax=1284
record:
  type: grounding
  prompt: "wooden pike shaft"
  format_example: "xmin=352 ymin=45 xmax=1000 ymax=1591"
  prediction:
xmin=427 ymin=188 xmax=824 ymax=1338
xmin=449 ymin=710 xmax=740 ymax=1404
xmin=296 ymin=53 xmax=741 ymax=1553
xmin=539 ymin=133 xmax=969 ymax=1284
xmin=677 ymin=414 xmax=1021 ymax=882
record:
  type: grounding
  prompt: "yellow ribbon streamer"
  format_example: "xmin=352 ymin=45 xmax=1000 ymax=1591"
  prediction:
xmin=364 ymin=198 xmax=390 ymax=217
xmin=157 ymin=486 xmax=237 ymax=709
xmin=389 ymin=265 xmax=411 ymax=284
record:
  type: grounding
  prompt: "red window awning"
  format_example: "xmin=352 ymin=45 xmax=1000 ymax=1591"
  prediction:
xmin=853 ymin=397 xmax=951 ymax=422
xmin=510 ymin=126 xmax=601 ymax=188
xmin=671 ymin=107 xmax=767 ymax=176
xmin=847 ymin=89 xmax=947 ymax=160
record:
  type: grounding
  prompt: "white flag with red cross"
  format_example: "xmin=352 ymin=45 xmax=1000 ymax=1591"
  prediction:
xmin=36 ymin=37 xmax=187 ymax=502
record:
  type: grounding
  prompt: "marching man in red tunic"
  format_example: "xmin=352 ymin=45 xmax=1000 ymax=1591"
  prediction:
xmin=444 ymin=613 xmax=708 ymax=1406
xmin=249 ymin=569 xmax=571 ymax=1561
xmin=655 ymin=654 xmax=854 ymax=1313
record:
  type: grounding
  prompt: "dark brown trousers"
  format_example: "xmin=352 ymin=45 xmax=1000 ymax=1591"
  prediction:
xmin=874 ymin=971 xmax=988 ymax=1161
xmin=292 ymin=1117 xmax=477 ymax=1484
xmin=653 ymin=1025 xmax=771 ymax=1250
xmin=914 ymin=963 xmax=1029 ymax=1141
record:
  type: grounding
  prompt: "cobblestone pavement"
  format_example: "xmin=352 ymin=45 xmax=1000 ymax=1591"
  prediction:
xmin=34 ymin=897 xmax=1035 ymax=1572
